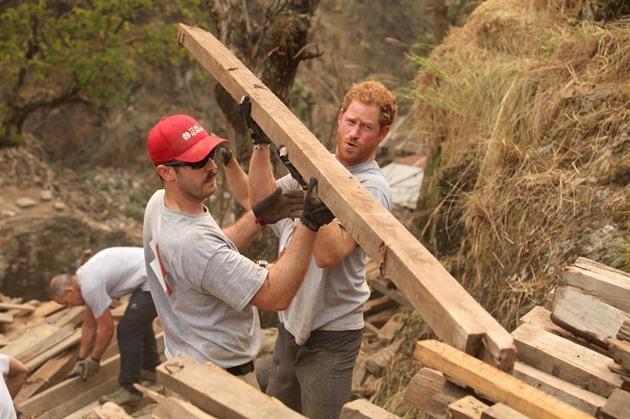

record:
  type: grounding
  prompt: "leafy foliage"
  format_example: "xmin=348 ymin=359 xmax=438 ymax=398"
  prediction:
xmin=0 ymin=0 xmax=210 ymax=147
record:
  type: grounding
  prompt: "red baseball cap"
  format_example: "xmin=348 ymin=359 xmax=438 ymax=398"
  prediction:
xmin=147 ymin=115 xmax=228 ymax=164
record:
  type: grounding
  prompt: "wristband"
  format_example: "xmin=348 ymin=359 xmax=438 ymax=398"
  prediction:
xmin=255 ymin=260 xmax=269 ymax=268
xmin=253 ymin=145 xmax=269 ymax=150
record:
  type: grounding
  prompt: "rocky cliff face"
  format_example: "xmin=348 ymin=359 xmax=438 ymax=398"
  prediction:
xmin=0 ymin=134 xmax=148 ymax=300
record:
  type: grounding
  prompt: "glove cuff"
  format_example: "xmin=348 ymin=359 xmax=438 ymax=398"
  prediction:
xmin=252 ymin=135 xmax=271 ymax=145
xmin=300 ymin=216 xmax=320 ymax=232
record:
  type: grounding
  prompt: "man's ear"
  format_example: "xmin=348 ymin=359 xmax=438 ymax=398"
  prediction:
xmin=156 ymin=165 xmax=176 ymax=181
xmin=377 ymin=125 xmax=390 ymax=143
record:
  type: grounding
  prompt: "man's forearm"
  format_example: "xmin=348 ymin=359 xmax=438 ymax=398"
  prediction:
xmin=248 ymin=146 xmax=277 ymax=203
xmin=92 ymin=327 xmax=113 ymax=360
xmin=313 ymin=220 xmax=357 ymax=268
xmin=223 ymin=210 xmax=263 ymax=251
xmin=224 ymin=157 xmax=251 ymax=210
xmin=79 ymin=314 xmax=97 ymax=358
xmin=92 ymin=309 xmax=116 ymax=360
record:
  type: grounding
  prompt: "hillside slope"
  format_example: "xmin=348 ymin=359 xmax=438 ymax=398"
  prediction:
xmin=374 ymin=1 xmax=629 ymax=415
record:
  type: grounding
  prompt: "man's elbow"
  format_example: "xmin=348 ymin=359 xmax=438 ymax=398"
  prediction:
xmin=250 ymin=291 xmax=291 ymax=312
xmin=315 ymin=253 xmax=342 ymax=269
xmin=267 ymin=299 xmax=291 ymax=312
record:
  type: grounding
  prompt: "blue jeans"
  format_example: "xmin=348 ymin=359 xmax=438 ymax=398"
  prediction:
xmin=117 ymin=290 xmax=160 ymax=392
xmin=266 ymin=323 xmax=363 ymax=419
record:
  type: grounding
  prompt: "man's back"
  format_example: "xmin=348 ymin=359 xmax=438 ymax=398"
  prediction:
xmin=77 ymin=247 xmax=148 ymax=317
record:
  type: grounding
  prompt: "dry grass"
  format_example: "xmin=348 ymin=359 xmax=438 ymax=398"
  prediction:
xmin=409 ymin=0 xmax=629 ymax=334
xmin=377 ymin=1 xmax=629 ymax=414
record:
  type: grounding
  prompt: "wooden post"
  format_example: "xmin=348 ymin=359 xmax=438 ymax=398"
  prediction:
xmin=413 ymin=340 xmax=594 ymax=419
xmin=176 ymin=23 xmax=515 ymax=371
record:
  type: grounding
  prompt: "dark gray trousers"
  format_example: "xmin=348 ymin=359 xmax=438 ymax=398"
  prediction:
xmin=117 ymin=289 xmax=160 ymax=393
xmin=266 ymin=323 xmax=363 ymax=419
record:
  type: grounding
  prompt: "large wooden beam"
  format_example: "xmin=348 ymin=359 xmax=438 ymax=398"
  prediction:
xmin=176 ymin=23 xmax=515 ymax=372
xmin=156 ymin=355 xmax=305 ymax=419
xmin=413 ymin=340 xmax=594 ymax=419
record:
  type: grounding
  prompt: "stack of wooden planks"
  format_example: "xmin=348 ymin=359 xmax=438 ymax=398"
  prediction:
xmin=404 ymin=257 xmax=630 ymax=419
xmin=0 ymin=281 xmax=404 ymax=418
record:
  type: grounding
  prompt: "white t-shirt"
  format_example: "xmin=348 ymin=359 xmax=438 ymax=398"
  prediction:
xmin=143 ymin=190 xmax=267 ymax=369
xmin=76 ymin=247 xmax=149 ymax=318
xmin=0 ymin=354 xmax=17 ymax=419
xmin=272 ymin=160 xmax=393 ymax=344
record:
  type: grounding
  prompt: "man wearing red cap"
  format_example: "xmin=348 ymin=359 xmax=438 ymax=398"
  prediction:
xmin=143 ymin=114 xmax=334 ymax=389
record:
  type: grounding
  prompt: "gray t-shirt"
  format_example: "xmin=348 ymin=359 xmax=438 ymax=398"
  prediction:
xmin=76 ymin=246 xmax=149 ymax=318
xmin=272 ymin=160 xmax=393 ymax=344
xmin=143 ymin=190 xmax=267 ymax=368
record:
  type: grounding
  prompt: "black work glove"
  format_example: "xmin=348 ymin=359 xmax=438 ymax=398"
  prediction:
xmin=252 ymin=187 xmax=304 ymax=225
xmin=238 ymin=96 xmax=271 ymax=145
xmin=300 ymin=177 xmax=334 ymax=231
xmin=218 ymin=145 xmax=234 ymax=166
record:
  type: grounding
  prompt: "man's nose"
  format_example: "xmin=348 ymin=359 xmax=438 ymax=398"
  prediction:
xmin=349 ymin=125 xmax=361 ymax=138
xmin=205 ymin=158 xmax=217 ymax=170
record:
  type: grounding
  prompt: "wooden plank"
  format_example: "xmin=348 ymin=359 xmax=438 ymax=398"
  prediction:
xmin=520 ymin=305 xmax=608 ymax=356
xmin=2 ymin=301 xmax=64 ymax=336
xmin=606 ymin=337 xmax=630 ymax=371
xmin=0 ymin=311 xmax=14 ymax=323
xmin=0 ymin=323 xmax=62 ymax=359
xmin=339 ymin=398 xmax=400 ymax=419
xmin=176 ymin=23 xmax=515 ymax=372
xmin=481 ymin=403 xmax=529 ymax=419
xmin=413 ymin=340 xmax=593 ymax=419
xmin=447 ymin=395 xmax=488 ymax=419
xmin=560 ymin=258 xmax=630 ymax=313
xmin=618 ymin=319 xmax=630 ymax=341
xmin=0 ymin=302 xmax=36 ymax=311
xmin=25 ymin=327 xmax=81 ymax=371
xmin=154 ymin=398 xmax=217 ymax=419
xmin=365 ymin=339 xmax=402 ymax=374
xmin=19 ymin=323 xmax=75 ymax=364
xmin=512 ymin=361 xmax=605 ymax=416
xmin=369 ymin=277 xmax=413 ymax=309
xmin=376 ymin=311 xmax=407 ymax=341
xmin=551 ymin=285 xmax=629 ymax=348
xmin=85 ymin=402 xmax=134 ymax=419
xmin=34 ymin=300 xmax=65 ymax=318
xmin=13 ymin=349 xmax=78 ymax=405
xmin=363 ymin=295 xmax=397 ymax=316
xmin=39 ymin=375 xmax=118 ymax=419
xmin=520 ymin=305 xmax=574 ymax=337
xmin=511 ymin=323 xmax=623 ymax=397
xmin=46 ymin=305 xmax=85 ymax=328
xmin=599 ymin=388 xmax=630 ymax=419
xmin=404 ymin=368 xmax=471 ymax=419
xmin=16 ymin=353 xmax=121 ymax=417
xmin=157 ymin=355 xmax=305 ymax=419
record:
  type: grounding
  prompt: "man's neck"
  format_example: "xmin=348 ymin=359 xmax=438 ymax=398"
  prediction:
xmin=164 ymin=191 xmax=205 ymax=215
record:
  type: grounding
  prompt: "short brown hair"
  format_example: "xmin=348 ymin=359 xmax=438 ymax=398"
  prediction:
xmin=341 ymin=81 xmax=398 ymax=128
